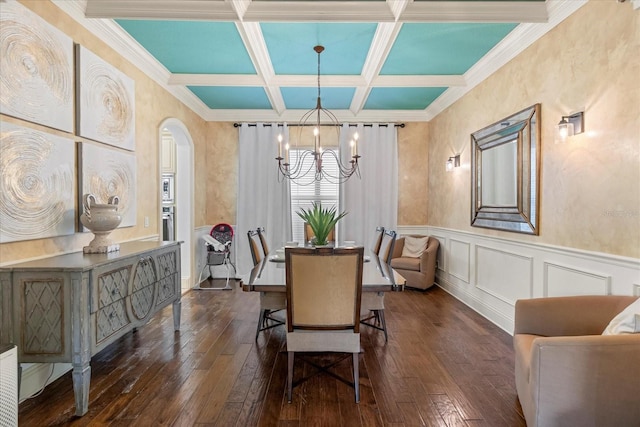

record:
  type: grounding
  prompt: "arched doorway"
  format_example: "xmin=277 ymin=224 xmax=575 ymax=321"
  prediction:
xmin=159 ymin=118 xmax=194 ymax=292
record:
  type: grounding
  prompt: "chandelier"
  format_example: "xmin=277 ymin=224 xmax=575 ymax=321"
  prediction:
xmin=276 ymin=45 xmax=361 ymax=185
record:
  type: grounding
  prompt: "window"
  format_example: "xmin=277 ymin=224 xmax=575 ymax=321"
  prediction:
xmin=289 ymin=148 xmax=340 ymax=244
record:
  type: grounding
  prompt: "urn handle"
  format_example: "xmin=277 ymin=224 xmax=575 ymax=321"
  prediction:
xmin=83 ymin=194 xmax=96 ymax=220
xmin=108 ymin=195 xmax=120 ymax=209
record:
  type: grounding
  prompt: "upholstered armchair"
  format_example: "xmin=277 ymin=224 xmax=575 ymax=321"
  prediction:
xmin=514 ymin=295 xmax=640 ymax=427
xmin=390 ymin=235 xmax=439 ymax=290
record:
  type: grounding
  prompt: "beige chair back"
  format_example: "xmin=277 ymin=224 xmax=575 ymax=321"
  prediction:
xmin=304 ymin=222 xmax=335 ymax=244
xmin=285 ymin=247 xmax=364 ymax=331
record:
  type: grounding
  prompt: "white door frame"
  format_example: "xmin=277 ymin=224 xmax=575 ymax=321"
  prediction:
xmin=159 ymin=118 xmax=195 ymax=292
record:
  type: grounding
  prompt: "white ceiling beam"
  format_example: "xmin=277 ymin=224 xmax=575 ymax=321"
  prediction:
xmin=234 ymin=22 xmax=286 ymax=114
xmin=169 ymin=73 xmax=466 ymax=88
xmin=168 ymin=74 xmax=264 ymax=86
xmin=351 ymin=22 xmax=401 ymax=115
xmin=84 ymin=0 xmax=548 ymax=23
xmin=242 ymin=1 xmax=395 ymax=22
xmin=387 ymin=0 xmax=411 ymax=21
xmin=84 ymin=0 xmax=239 ymax=20
xmin=373 ymin=75 xmax=466 ymax=87
xmin=401 ymin=1 xmax=548 ymax=23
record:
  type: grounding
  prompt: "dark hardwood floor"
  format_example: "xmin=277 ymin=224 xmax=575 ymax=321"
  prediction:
xmin=18 ymin=280 xmax=526 ymax=426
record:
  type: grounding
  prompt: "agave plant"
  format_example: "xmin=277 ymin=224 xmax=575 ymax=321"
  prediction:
xmin=297 ymin=202 xmax=348 ymax=246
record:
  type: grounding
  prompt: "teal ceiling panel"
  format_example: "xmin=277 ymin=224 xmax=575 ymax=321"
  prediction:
xmin=261 ymin=23 xmax=377 ymax=75
xmin=381 ymin=23 xmax=517 ymax=75
xmin=281 ymin=87 xmax=355 ymax=110
xmin=116 ymin=20 xmax=255 ymax=74
xmin=188 ymin=86 xmax=271 ymax=109
xmin=364 ymin=87 xmax=447 ymax=110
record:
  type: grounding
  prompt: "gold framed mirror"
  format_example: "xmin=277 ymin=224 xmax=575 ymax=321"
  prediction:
xmin=471 ymin=104 xmax=541 ymax=235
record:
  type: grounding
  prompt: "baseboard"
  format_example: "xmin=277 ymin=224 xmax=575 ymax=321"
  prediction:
xmin=19 ymin=363 xmax=71 ymax=403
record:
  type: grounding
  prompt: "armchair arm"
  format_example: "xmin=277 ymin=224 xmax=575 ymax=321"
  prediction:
xmin=529 ymin=334 xmax=640 ymax=426
xmin=419 ymin=237 xmax=439 ymax=274
xmin=514 ymin=295 xmax=638 ymax=337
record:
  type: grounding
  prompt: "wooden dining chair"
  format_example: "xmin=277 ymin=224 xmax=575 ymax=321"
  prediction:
xmin=247 ymin=228 xmax=264 ymax=266
xmin=378 ymin=229 xmax=397 ymax=264
xmin=361 ymin=228 xmax=396 ymax=342
xmin=285 ymin=246 xmax=364 ymax=403
xmin=248 ymin=227 xmax=285 ymax=339
xmin=371 ymin=226 xmax=385 ymax=255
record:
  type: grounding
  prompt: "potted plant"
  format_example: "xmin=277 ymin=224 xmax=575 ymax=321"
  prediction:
xmin=296 ymin=202 xmax=347 ymax=246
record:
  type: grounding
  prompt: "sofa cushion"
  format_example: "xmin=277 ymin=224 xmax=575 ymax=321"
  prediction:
xmin=390 ymin=257 xmax=420 ymax=272
xmin=401 ymin=236 xmax=429 ymax=258
xmin=603 ymin=298 xmax=640 ymax=335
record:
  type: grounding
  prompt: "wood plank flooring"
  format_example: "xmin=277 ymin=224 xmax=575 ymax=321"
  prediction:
xmin=18 ymin=281 xmax=526 ymax=426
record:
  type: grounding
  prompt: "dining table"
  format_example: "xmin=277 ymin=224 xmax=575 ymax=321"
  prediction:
xmin=240 ymin=247 xmax=406 ymax=293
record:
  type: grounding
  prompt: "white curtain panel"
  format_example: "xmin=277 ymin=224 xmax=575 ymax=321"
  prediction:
xmin=339 ymin=123 xmax=398 ymax=252
xmin=236 ymin=123 xmax=292 ymax=275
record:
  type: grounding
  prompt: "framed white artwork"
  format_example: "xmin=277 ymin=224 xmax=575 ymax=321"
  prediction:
xmin=0 ymin=121 xmax=75 ymax=243
xmin=76 ymin=45 xmax=135 ymax=151
xmin=79 ymin=142 xmax=137 ymax=228
xmin=0 ymin=1 xmax=74 ymax=133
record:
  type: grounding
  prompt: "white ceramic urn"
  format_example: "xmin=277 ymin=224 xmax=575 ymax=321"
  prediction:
xmin=80 ymin=193 xmax=122 ymax=253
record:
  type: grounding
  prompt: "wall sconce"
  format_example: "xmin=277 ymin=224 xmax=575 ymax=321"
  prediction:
xmin=555 ymin=111 xmax=584 ymax=143
xmin=446 ymin=154 xmax=460 ymax=172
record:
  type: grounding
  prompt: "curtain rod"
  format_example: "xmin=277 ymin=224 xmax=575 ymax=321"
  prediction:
xmin=233 ymin=123 xmax=405 ymax=128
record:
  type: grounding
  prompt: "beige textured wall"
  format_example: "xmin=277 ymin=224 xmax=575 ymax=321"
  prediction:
xmin=205 ymin=122 xmax=238 ymax=224
xmin=0 ymin=1 xmax=210 ymax=264
xmin=398 ymin=122 xmax=429 ymax=225
xmin=428 ymin=1 xmax=640 ymax=258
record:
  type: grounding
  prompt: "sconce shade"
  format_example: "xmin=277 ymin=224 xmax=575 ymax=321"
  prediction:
xmin=555 ymin=111 xmax=584 ymax=143
xmin=446 ymin=155 xmax=460 ymax=172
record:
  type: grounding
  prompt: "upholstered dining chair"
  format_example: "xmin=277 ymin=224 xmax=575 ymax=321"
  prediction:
xmin=285 ymin=246 xmax=364 ymax=403
xmin=360 ymin=228 xmax=396 ymax=342
xmin=303 ymin=222 xmax=335 ymax=245
xmin=248 ymin=227 xmax=285 ymax=339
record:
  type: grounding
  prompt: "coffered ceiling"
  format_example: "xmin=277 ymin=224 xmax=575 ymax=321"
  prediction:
xmin=53 ymin=0 xmax=587 ymax=122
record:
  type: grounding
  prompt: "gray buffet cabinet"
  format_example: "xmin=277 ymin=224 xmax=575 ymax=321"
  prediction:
xmin=0 ymin=240 xmax=181 ymax=416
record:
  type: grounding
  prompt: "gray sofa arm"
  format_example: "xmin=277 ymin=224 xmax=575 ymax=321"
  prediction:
xmin=514 ymin=295 xmax=638 ymax=337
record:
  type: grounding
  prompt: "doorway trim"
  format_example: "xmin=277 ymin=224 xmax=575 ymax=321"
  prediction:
xmin=159 ymin=118 xmax=195 ymax=292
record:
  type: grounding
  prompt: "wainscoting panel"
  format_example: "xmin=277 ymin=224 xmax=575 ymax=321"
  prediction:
xmin=404 ymin=226 xmax=640 ymax=334
xmin=476 ymin=245 xmax=533 ymax=305
xmin=429 ymin=232 xmax=448 ymax=271
xmin=543 ymin=262 xmax=611 ymax=297
xmin=449 ymin=239 xmax=471 ymax=283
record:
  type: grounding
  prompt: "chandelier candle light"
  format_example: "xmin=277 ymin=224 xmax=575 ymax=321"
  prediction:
xmin=276 ymin=45 xmax=361 ymax=185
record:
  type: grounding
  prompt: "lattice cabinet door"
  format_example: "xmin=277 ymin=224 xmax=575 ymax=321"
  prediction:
xmin=155 ymin=250 xmax=179 ymax=306
xmin=11 ymin=273 xmax=72 ymax=362
xmin=129 ymin=257 xmax=157 ymax=322
xmin=95 ymin=266 xmax=131 ymax=345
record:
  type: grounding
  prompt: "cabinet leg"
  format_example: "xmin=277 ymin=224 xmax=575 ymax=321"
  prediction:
xmin=173 ymin=299 xmax=181 ymax=331
xmin=72 ymin=363 xmax=91 ymax=416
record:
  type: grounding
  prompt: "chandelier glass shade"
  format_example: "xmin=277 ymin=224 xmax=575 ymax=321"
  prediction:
xmin=276 ymin=45 xmax=361 ymax=185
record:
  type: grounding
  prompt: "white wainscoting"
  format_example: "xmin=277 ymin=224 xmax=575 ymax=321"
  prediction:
xmin=397 ymin=225 xmax=640 ymax=334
